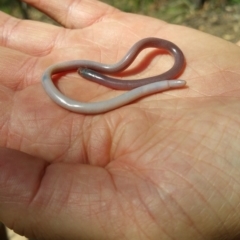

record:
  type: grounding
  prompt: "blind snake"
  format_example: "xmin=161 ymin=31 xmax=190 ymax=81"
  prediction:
xmin=42 ymin=37 xmax=186 ymax=114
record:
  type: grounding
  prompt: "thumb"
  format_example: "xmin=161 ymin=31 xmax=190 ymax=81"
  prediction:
xmin=0 ymin=147 xmax=114 ymax=240
xmin=0 ymin=147 xmax=47 ymax=237
xmin=21 ymin=0 xmax=118 ymax=29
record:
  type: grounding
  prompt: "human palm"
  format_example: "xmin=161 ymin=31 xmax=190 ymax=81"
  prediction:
xmin=0 ymin=0 xmax=240 ymax=239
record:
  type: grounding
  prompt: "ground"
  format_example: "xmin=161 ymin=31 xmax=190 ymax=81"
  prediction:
xmin=181 ymin=3 xmax=240 ymax=42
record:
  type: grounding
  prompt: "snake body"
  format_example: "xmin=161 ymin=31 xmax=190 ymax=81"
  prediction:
xmin=42 ymin=38 xmax=186 ymax=114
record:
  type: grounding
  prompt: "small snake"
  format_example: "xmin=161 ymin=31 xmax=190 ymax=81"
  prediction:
xmin=42 ymin=37 xmax=186 ymax=114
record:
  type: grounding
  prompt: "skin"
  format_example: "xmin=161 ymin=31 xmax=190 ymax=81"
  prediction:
xmin=42 ymin=38 xmax=186 ymax=114
xmin=1 ymin=0 xmax=240 ymax=240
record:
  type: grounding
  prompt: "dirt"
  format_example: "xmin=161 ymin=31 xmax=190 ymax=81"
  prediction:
xmin=180 ymin=3 xmax=240 ymax=42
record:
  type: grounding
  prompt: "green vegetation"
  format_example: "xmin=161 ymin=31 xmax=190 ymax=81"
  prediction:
xmin=1 ymin=0 xmax=19 ymax=14
xmin=101 ymin=0 xmax=240 ymax=23
xmin=102 ymin=0 xmax=191 ymax=14
xmin=230 ymin=0 xmax=240 ymax=3
xmin=0 ymin=0 xmax=239 ymax=22
xmin=102 ymin=0 xmax=240 ymax=13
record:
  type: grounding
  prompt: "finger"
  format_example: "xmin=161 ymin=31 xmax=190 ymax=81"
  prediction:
xmin=0 ymin=10 xmax=114 ymax=58
xmin=0 ymin=147 xmax=48 ymax=233
xmin=0 ymin=11 xmax=64 ymax=56
xmin=0 ymin=147 xmax=114 ymax=240
xmin=0 ymin=45 xmax=43 ymax=89
xmin=0 ymin=41 xmax=107 ymax=91
xmin=22 ymin=0 xmax=119 ymax=29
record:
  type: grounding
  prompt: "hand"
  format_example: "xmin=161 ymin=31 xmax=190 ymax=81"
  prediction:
xmin=1 ymin=0 xmax=240 ymax=239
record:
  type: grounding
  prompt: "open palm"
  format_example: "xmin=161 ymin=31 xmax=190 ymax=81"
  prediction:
xmin=1 ymin=0 xmax=240 ymax=239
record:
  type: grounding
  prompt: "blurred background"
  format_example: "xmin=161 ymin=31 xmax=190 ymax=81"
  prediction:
xmin=0 ymin=0 xmax=240 ymax=239
xmin=1 ymin=0 xmax=240 ymax=42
